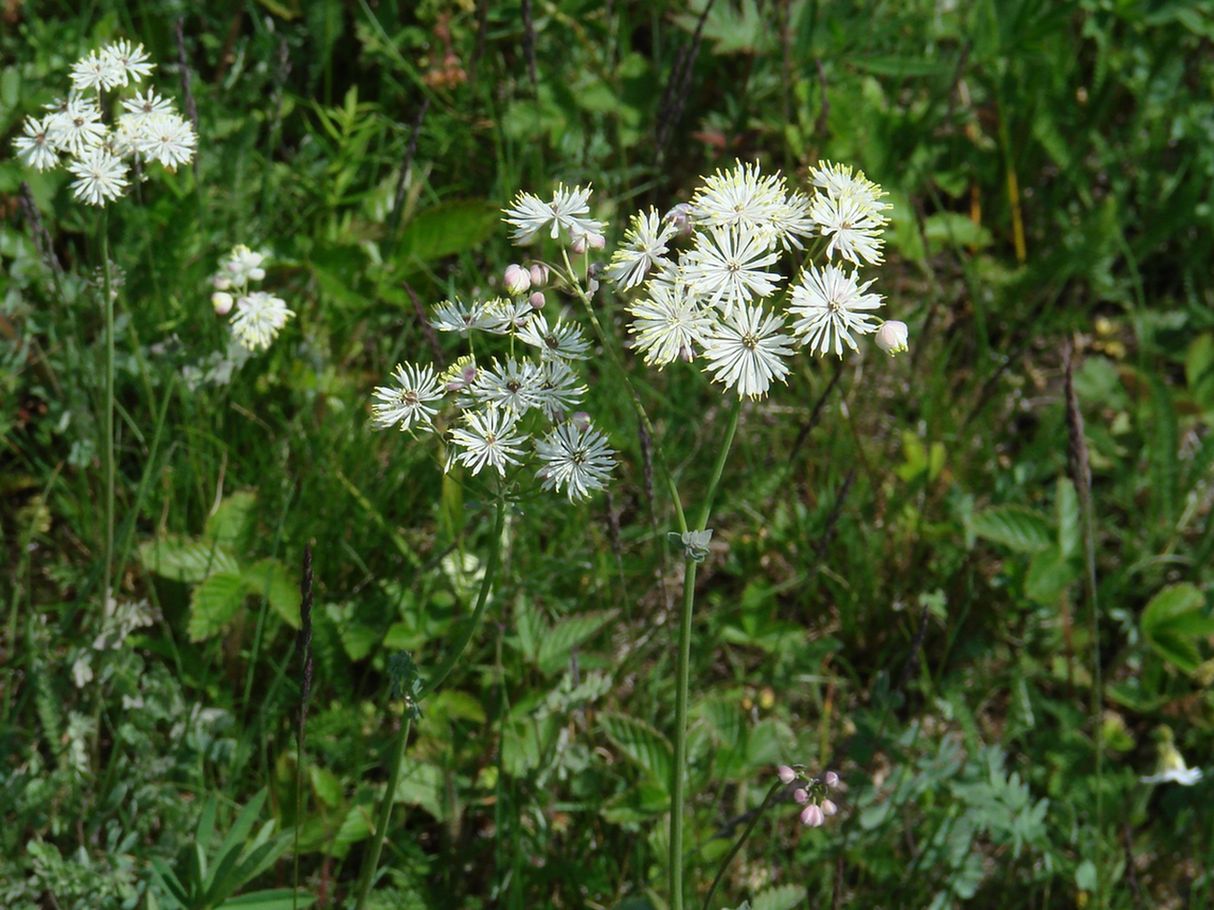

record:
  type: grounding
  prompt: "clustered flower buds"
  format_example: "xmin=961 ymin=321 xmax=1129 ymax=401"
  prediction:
xmin=777 ymin=764 xmax=841 ymax=828
xmin=12 ymin=40 xmax=196 ymax=206
xmin=209 ymin=245 xmax=294 ymax=352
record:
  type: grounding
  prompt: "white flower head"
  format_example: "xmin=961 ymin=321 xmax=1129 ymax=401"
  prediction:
xmin=138 ymin=112 xmax=196 ymax=171
xmin=535 ymin=420 xmax=616 ymax=501
xmin=372 ymin=362 xmax=445 ymax=432
xmin=230 ymin=291 xmax=294 ymax=351
xmin=691 ymin=160 xmax=788 ymax=234
xmin=448 ymin=407 xmax=527 ymax=477
xmin=47 ymin=95 xmax=106 ymax=157
xmin=503 ymin=183 xmax=605 ymax=245
xmin=605 ymin=208 xmax=678 ymax=291
xmin=67 ymin=147 xmax=129 ymax=206
xmin=430 ymin=297 xmax=498 ymax=335
xmin=682 ymin=224 xmax=783 ymax=313
xmin=535 ymin=359 xmax=588 ymax=420
xmin=102 ymin=40 xmax=155 ymax=86
xmin=221 ymin=245 xmax=267 ymax=287
xmin=788 ymin=264 xmax=883 ymax=358
xmin=517 ymin=311 xmax=591 ymax=362
xmin=810 ymin=160 xmax=891 ymax=212
xmin=627 ymin=277 xmax=712 ymax=367
xmin=768 ymin=190 xmax=816 ymax=251
xmin=13 ymin=116 xmax=59 ymax=171
xmin=471 ymin=357 xmax=544 ymax=414
xmin=121 ymin=88 xmax=175 ymax=125
xmin=700 ymin=303 xmax=795 ymax=399
xmin=70 ymin=49 xmax=124 ymax=92
xmin=481 ymin=297 xmax=534 ymax=335
xmin=809 ymin=165 xmax=890 ymax=267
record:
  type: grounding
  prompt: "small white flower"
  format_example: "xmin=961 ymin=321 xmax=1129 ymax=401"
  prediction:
xmin=535 ymin=359 xmax=587 ymax=420
xmin=875 ymin=320 xmax=909 ymax=356
xmin=482 ymin=297 xmax=535 ymax=335
xmin=138 ymin=113 xmax=196 ymax=171
xmin=1141 ymin=740 xmax=1204 ymax=786
xmin=809 ymin=160 xmax=891 ymax=212
xmin=70 ymin=50 xmax=124 ymax=92
xmin=102 ymin=40 xmax=155 ymax=86
xmin=67 ymin=147 xmax=129 ymax=206
xmin=448 ymin=407 xmax=527 ymax=477
xmin=371 ymin=362 xmax=445 ymax=432
xmin=605 ymin=208 xmax=678 ymax=291
xmin=700 ymin=303 xmax=795 ymax=399
xmin=627 ymin=278 xmax=712 ymax=367
xmin=768 ymin=190 xmax=816 ymax=251
xmin=503 ymin=183 xmax=605 ymax=245
xmin=230 ymin=291 xmax=294 ymax=351
xmin=682 ymin=224 xmax=783 ymax=313
xmin=212 ymin=292 xmax=234 ymax=316
xmin=471 ymin=358 xmax=544 ymax=414
xmin=72 ymin=653 xmax=94 ymax=688
xmin=517 ymin=311 xmax=591 ymax=362
xmin=535 ymin=420 xmax=616 ymax=501
xmin=222 ymin=245 xmax=267 ymax=286
xmin=47 ymin=95 xmax=107 ymax=157
xmin=121 ymin=88 xmax=175 ymax=125
xmin=691 ymin=160 xmax=787 ymax=233
xmin=13 ymin=116 xmax=59 ymax=171
xmin=430 ymin=297 xmax=497 ymax=334
xmin=788 ymin=264 xmax=883 ymax=358
xmin=810 ymin=190 xmax=888 ymax=266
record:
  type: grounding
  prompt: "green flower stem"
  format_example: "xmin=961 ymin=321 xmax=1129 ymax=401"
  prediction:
xmin=702 ymin=781 xmax=783 ymax=910
xmin=670 ymin=400 xmax=740 ymax=910
xmin=100 ymin=212 xmax=114 ymax=607
xmin=353 ymin=493 xmax=507 ymax=910
xmin=559 ymin=250 xmax=688 ymax=534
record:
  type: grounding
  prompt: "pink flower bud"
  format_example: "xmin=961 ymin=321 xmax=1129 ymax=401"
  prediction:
xmin=529 ymin=263 xmax=549 ymax=287
xmin=778 ymin=765 xmax=796 ymax=785
xmin=824 ymin=771 xmax=839 ymax=788
xmin=529 ymin=291 xmax=546 ymax=310
xmin=503 ymin=263 xmax=531 ymax=296
xmin=821 ymin=799 xmax=838 ymax=816
xmin=875 ymin=320 xmax=909 ymax=356
xmin=571 ymin=411 xmax=592 ymax=431
xmin=462 ymin=364 xmax=479 ymax=384
xmin=211 ymin=292 xmax=234 ymax=316
xmin=212 ymin=274 xmax=232 ymax=291
xmin=800 ymin=804 xmax=824 ymax=827
xmin=570 ymin=236 xmax=588 ymax=255
xmin=793 ymin=788 xmax=809 ymax=805
xmin=587 ymin=232 xmax=605 ymax=250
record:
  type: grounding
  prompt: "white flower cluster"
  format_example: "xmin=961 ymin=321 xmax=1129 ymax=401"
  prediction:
xmin=12 ymin=40 xmax=196 ymax=206
xmin=371 ymin=263 xmax=616 ymax=502
xmin=210 ymin=245 xmax=294 ymax=352
xmin=574 ymin=160 xmax=907 ymax=399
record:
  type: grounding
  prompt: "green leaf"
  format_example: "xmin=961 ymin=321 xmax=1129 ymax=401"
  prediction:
xmin=205 ymin=491 xmax=259 ymax=548
xmin=1025 ymin=549 xmax=1076 ymax=606
xmin=970 ymin=506 xmax=1053 ymax=553
xmin=393 ymin=759 xmax=445 ymax=820
xmin=751 ymin=884 xmax=805 ymax=910
xmin=188 ymin=572 xmax=250 ymax=641
xmin=1185 ymin=333 xmax=1214 ymax=412
xmin=1141 ymin=583 xmax=1214 ymax=673
xmin=218 ymin=891 xmax=314 ymax=910
xmin=244 ymin=559 xmax=301 ymax=630
xmin=395 ymin=200 xmax=500 ymax=268
xmin=1148 ymin=375 xmax=1179 ymax=531
xmin=536 ymin=611 xmax=615 ymax=675
xmin=140 ymin=535 xmax=239 ymax=584
xmin=598 ymin=713 xmax=672 ymax=793
xmin=923 ymin=212 xmax=993 ymax=253
xmin=1055 ymin=478 xmax=1080 ymax=559
xmin=513 ymin=594 xmax=544 ymax=664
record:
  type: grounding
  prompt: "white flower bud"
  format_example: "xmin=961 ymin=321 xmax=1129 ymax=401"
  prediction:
xmin=248 ymin=267 xmax=266 ymax=282
xmin=529 ymin=291 xmax=546 ymax=310
xmin=821 ymin=799 xmax=838 ymax=816
xmin=211 ymin=291 xmax=234 ymax=316
xmin=875 ymin=320 xmax=909 ymax=356
xmin=587 ymin=232 xmax=605 ymax=250
xmin=793 ymin=787 xmax=809 ymax=805
xmin=824 ymin=770 xmax=840 ymax=788
xmin=503 ymin=263 xmax=531 ymax=295
xmin=212 ymin=274 xmax=232 ymax=291
xmin=529 ymin=263 xmax=549 ymax=287
xmin=570 ymin=236 xmax=587 ymax=255
xmin=571 ymin=411 xmax=591 ymax=431
xmin=778 ymin=765 xmax=797 ymax=785
xmin=800 ymin=804 xmax=824 ymax=827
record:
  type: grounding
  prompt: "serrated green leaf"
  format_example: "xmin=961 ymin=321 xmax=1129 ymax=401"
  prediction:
xmin=513 ymin=594 xmax=544 ymax=663
xmin=395 ymin=200 xmax=499 ymax=268
xmin=1025 ymin=549 xmax=1077 ymax=605
xmin=140 ymin=535 xmax=239 ymax=584
xmin=393 ymin=759 xmax=445 ymax=820
xmin=245 ymin=558 xmax=301 ymax=630
xmin=1056 ymin=478 xmax=1080 ymax=559
xmin=536 ymin=611 xmax=615 ymax=675
xmin=1141 ymin=583 xmax=1214 ymax=672
xmin=598 ymin=712 xmax=672 ymax=793
xmin=970 ymin=506 xmax=1053 ymax=553
xmin=205 ymin=491 xmax=258 ymax=548
xmin=751 ymin=883 xmax=805 ymax=910
xmin=188 ymin=572 xmax=250 ymax=641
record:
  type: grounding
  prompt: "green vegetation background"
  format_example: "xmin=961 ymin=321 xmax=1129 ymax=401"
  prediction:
xmin=3 ymin=0 xmax=1214 ymax=907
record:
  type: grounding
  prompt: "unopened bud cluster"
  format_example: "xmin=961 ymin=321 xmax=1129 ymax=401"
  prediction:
xmin=777 ymin=764 xmax=840 ymax=828
xmin=210 ymin=245 xmax=294 ymax=352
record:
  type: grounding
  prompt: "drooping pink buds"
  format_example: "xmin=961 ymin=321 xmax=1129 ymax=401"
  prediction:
xmin=778 ymin=765 xmax=797 ymax=785
xmin=503 ymin=263 xmax=531 ymax=296
xmin=800 ymin=804 xmax=824 ymax=827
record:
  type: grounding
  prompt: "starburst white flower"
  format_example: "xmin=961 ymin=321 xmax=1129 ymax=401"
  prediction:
xmin=535 ymin=420 xmax=617 ymax=501
xmin=691 ymin=160 xmax=787 ymax=233
xmin=502 ymin=183 xmax=605 ymax=245
xmin=121 ymin=88 xmax=175 ymax=125
xmin=481 ymin=297 xmax=534 ymax=335
xmin=372 ymin=362 xmax=445 ymax=432
xmin=535 ymin=359 xmax=588 ymax=419
xmin=47 ymin=95 xmax=106 ymax=157
xmin=12 ymin=116 xmax=59 ymax=171
xmin=627 ymin=278 xmax=712 ymax=367
xmin=70 ymin=50 xmax=124 ymax=92
xmin=230 ymin=291 xmax=294 ymax=351
xmin=682 ymin=225 xmax=783 ymax=312
xmin=605 ymin=208 xmax=678 ymax=291
xmin=788 ymin=264 xmax=883 ymax=357
xmin=102 ymin=40 xmax=155 ymax=86
xmin=700 ymin=303 xmax=795 ymax=399
xmin=810 ymin=160 xmax=890 ymax=212
xmin=768 ymin=190 xmax=816 ymax=250
xmin=67 ymin=148 xmax=129 ymax=206
xmin=517 ymin=311 xmax=591 ymax=361
xmin=137 ymin=112 xmax=196 ymax=170
xmin=430 ymin=297 xmax=497 ymax=335
xmin=810 ymin=189 xmax=888 ymax=266
xmin=471 ymin=358 xmax=543 ymax=413
xmin=448 ymin=408 xmax=527 ymax=477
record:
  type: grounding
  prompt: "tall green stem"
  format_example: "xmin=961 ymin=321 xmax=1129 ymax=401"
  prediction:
xmin=671 ymin=401 xmax=741 ymax=910
xmin=353 ymin=494 xmax=507 ymax=910
xmin=100 ymin=212 xmax=114 ymax=607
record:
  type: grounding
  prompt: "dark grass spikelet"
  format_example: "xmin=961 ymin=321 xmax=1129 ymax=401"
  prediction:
xmin=521 ymin=0 xmax=538 ymax=89
xmin=388 ymin=98 xmax=431 ymax=242
xmin=19 ymin=182 xmax=62 ymax=276
xmin=295 ymin=545 xmax=315 ymax=747
xmin=173 ymin=19 xmax=200 ymax=141
xmin=788 ymin=360 xmax=843 ymax=469
xmin=469 ymin=0 xmax=490 ymax=83
xmin=654 ymin=0 xmax=718 ymax=167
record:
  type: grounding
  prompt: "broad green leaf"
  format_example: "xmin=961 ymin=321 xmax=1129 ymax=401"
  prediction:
xmin=923 ymin=212 xmax=993 ymax=253
xmin=1056 ymin=478 xmax=1080 ymax=559
xmin=751 ymin=884 xmax=805 ymax=910
xmin=218 ymin=890 xmax=314 ymax=910
xmin=395 ymin=200 xmax=499 ymax=268
xmin=393 ymin=759 xmax=445 ymax=820
xmin=1185 ymin=333 xmax=1214 ymax=412
xmin=513 ymin=594 xmax=544 ymax=663
xmin=140 ymin=535 xmax=239 ymax=584
xmin=970 ymin=506 xmax=1053 ymax=553
xmin=598 ymin=712 xmax=672 ymax=792
xmin=188 ymin=572 xmax=250 ymax=641
xmin=245 ymin=559 xmax=301 ymax=629
xmin=205 ymin=491 xmax=259 ymax=548
xmin=1025 ymin=549 xmax=1076 ymax=605
xmin=536 ymin=611 xmax=615 ymax=675
xmin=1141 ymin=583 xmax=1214 ymax=672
